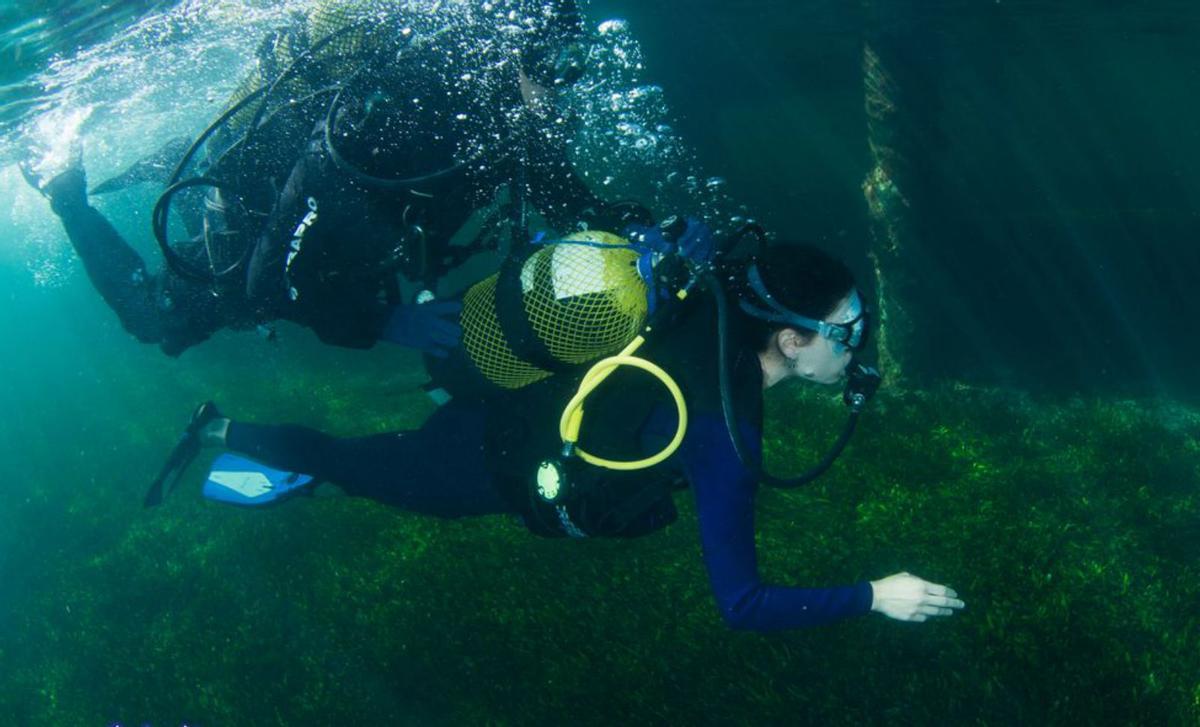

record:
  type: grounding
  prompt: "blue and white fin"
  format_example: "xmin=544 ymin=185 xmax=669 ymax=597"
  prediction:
xmin=202 ymin=453 xmax=314 ymax=507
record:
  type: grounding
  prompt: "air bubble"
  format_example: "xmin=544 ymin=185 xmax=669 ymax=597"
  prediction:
xmin=598 ymin=19 xmax=628 ymax=35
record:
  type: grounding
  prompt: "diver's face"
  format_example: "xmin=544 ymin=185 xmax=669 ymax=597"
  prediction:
xmin=784 ymin=294 xmax=856 ymax=385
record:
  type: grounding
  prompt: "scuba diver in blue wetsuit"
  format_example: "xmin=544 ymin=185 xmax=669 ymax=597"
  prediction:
xmin=20 ymin=0 xmax=643 ymax=357
xmin=153 ymin=218 xmax=965 ymax=631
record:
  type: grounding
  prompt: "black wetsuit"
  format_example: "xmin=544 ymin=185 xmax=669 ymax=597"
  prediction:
xmin=48 ymin=87 xmax=626 ymax=356
xmin=226 ymin=300 xmax=874 ymax=631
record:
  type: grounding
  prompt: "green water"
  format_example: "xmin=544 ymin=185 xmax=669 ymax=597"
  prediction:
xmin=0 ymin=1 xmax=1198 ymax=724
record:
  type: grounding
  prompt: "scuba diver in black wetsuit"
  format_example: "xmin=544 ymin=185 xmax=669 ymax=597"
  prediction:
xmin=21 ymin=0 xmax=645 ymax=357
xmin=153 ymin=219 xmax=966 ymax=632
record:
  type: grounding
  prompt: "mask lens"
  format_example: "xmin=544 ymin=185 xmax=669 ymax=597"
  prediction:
xmin=848 ymin=312 xmax=870 ymax=352
xmin=841 ymin=291 xmax=868 ymax=352
xmin=847 ymin=319 xmax=864 ymax=349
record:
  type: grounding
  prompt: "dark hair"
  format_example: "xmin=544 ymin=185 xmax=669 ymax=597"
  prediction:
xmin=733 ymin=243 xmax=857 ymax=348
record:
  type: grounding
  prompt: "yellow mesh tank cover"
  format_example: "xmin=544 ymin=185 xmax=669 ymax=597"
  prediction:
xmin=461 ymin=230 xmax=649 ymax=389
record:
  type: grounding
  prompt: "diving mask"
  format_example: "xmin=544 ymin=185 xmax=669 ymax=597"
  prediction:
xmin=739 ymin=264 xmax=870 ymax=354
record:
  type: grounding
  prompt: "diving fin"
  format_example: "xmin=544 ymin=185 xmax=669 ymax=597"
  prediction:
xmin=202 ymin=453 xmax=315 ymax=507
xmin=91 ymin=136 xmax=192 ymax=195
xmin=144 ymin=401 xmax=221 ymax=508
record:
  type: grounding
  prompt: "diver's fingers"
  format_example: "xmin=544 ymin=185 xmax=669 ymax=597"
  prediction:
xmin=924 ymin=583 xmax=959 ymax=599
xmin=918 ymin=604 xmax=957 ymax=617
xmin=926 ymin=595 xmax=965 ymax=610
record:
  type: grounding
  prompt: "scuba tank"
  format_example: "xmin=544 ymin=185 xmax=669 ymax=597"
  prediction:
xmin=458 ymin=229 xmax=652 ymax=391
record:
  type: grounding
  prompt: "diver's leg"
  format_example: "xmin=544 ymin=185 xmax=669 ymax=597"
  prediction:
xmin=219 ymin=401 xmax=510 ymax=518
xmin=42 ymin=168 xmax=166 ymax=343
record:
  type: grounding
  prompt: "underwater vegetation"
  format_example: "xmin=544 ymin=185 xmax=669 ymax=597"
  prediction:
xmin=0 ymin=349 xmax=1194 ymax=724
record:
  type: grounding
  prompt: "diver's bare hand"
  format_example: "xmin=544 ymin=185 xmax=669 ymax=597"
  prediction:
xmin=869 ymin=572 xmax=964 ymax=622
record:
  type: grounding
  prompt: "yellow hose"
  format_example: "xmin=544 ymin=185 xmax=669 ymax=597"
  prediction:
xmin=558 ymin=335 xmax=688 ymax=471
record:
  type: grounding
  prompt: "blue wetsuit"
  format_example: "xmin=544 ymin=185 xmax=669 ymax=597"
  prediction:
xmin=226 ymin=304 xmax=874 ymax=631
xmin=674 ymin=412 xmax=872 ymax=630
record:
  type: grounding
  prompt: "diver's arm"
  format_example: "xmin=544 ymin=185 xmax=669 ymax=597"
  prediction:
xmin=684 ymin=414 xmax=874 ymax=631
